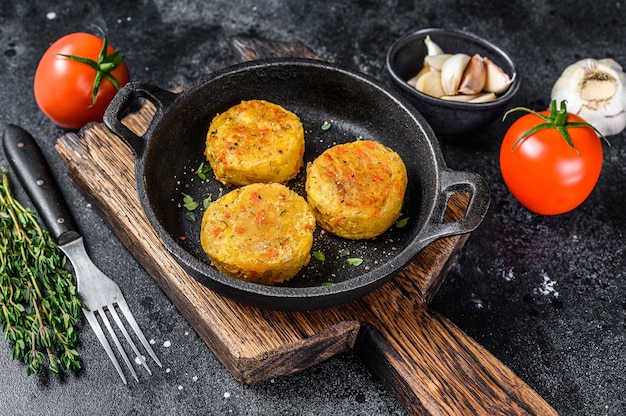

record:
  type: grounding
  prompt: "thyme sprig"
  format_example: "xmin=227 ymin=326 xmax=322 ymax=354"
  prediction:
xmin=0 ymin=167 xmax=84 ymax=375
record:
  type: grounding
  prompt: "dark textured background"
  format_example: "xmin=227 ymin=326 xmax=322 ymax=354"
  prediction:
xmin=1 ymin=1 xmax=625 ymax=415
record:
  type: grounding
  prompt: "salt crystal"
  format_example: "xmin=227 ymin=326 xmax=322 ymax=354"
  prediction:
xmin=224 ymin=392 xmax=231 ymax=398
xmin=470 ymin=293 xmax=484 ymax=309
xmin=46 ymin=12 xmax=56 ymax=20
xmin=163 ymin=340 xmax=171 ymax=347
xmin=502 ymin=268 xmax=515 ymax=282
xmin=536 ymin=272 xmax=558 ymax=296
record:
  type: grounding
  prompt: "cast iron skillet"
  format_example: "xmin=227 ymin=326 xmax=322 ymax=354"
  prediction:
xmin=104 ymin=58 xmax=490 ymax=310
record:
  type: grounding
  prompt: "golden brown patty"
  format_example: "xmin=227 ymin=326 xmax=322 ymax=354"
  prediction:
xmin=200 ymin=183 xmax=316 ymax=285
xmin=205 ymin=99 xmax=305 ymax=187
xmin=305 ymin=140 xmax=407 ymax=239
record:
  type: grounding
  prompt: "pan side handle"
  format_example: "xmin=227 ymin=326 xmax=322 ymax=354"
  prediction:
xmin=104 ymin=81 xmax=177 ymax=158
xmin=418 ymin=169 xmax=490 ymax=247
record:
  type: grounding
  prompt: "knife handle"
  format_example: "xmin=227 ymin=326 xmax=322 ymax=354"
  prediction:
xmin=2 ymin=124 xmax=80 ymax=245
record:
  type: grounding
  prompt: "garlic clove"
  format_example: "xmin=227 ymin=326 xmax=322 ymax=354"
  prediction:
xmin=458 ymin=54 xmax=486 ymax=95
xmin=424 ymin=53 xmax=453 ymax=71
xmin=415 ymin=69 xmax=445 ymax=98
xmin=440 ymin=92 xmax=497 ymax=103
xmin=469 ymin=92 xmax=497 ymax=103
xmin=551 ymin=57 xmax=626 ymax=136
xmin=441 ymin=53 xmax=471 ymax=96
xmin=408 ymin=62 xmax=432 ymax=87
xmin=424 ymin=35 xmax=444 ymax=56
xmin=483 ymin=57 xmax=514 ymax=94
xmin=440 ymin=94 xmax=478 ymax=102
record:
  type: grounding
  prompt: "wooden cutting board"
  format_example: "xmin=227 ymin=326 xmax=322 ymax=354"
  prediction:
xmin=53 ymin=38 xmax=556 ymax=415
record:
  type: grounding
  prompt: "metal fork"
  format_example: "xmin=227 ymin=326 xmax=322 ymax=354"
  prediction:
xmin=3 ymin=124 xmax=162 ymax=383
xmin=62 ymin=237 xmax=162 ymax=383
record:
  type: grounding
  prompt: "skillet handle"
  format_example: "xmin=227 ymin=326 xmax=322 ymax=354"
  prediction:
xmin=104 ymin=81 xmax=177 ymax=158
xmin=419 ymin=169 xmax=490 ymax=246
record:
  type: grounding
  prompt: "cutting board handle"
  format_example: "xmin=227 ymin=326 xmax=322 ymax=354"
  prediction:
xmin=355 ymin=305 xmax=555 ymax=415
xmin=104 ymin=81 xmax=177 ymax=158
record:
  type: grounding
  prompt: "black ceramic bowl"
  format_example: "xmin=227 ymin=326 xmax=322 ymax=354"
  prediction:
xmin=386 ymin=27 xmax=520 ymax=136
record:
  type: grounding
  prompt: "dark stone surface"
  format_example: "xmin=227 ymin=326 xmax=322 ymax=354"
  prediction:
xmin=1 ymin=1 xmax=625 ymax=415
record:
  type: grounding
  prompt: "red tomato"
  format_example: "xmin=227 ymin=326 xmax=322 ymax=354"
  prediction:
xmin=34 ymin=32 xmax=130 ymax=129
xmin=500 ymin=101 xmax=604 ymax=215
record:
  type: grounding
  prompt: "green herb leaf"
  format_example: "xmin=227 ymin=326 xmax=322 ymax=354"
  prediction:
xmin=182 ymin=193 xmax=199 ymax=211
xmin=313 ymin=251 xmax=325 ymax=261
xmin=346 ymin=258 xmax=363 ymax=266
xmin=321 ymin=121 xmax=332 ymax=131
xmin=321 ymin=282 xmax=333 ymax=287
xmin=395 ymin=217 xmax=409 ymax=228
xmin=196 ymin=162 xmax=212 ymax=181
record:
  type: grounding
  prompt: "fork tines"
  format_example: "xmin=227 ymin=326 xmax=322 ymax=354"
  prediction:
xmin=84 ymin=298 xmax=162 ymax=384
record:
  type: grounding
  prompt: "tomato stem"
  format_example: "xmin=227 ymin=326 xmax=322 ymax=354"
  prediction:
xmin=55 ymin=26 xmax=125 ymax=108
xmin=99 ymin=62 xmax=115 ymax=72
xmin=503 ymin=100 xmax=609 ymax=154
xmin=553 ymin=100 xmax=569 ymax=126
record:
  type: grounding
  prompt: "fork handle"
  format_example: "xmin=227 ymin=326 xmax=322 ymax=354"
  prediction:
xmin=2 ymin=124 xmax=80 ymax=245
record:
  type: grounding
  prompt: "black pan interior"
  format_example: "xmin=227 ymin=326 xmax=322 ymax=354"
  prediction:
xmin=139 ymin=59 xmax=444 ymax=307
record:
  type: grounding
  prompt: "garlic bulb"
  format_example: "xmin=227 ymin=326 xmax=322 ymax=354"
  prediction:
xmin=409 ymin=36 xmax=514 ymax=102
xmin=551 ymin=58 xmax=626 ymax=136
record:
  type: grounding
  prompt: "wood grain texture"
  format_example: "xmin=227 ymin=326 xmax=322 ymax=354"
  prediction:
xmin=230 ymin=35 xmax=322 ymax=61
xmin=54 ymin=100 xmax=556 ymax=415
